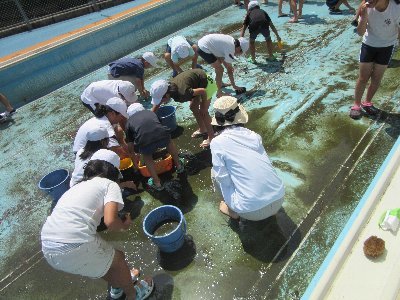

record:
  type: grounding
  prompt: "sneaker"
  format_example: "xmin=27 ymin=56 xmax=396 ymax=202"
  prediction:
xmin=361 ymin=102 xmax=379 ymax=116
xmin=247 ymin=56 xmax=257 ymax=64
xmin=110 ymin=287 xmax=123 ymax=299
xmin=147 ymin=178 xmax=164 ymax=191
xmin=0 ymin=109 xmax=16 ymax=119
xmin=349 ymin=106 xmax=362 ymax=120
xmin=176 ymin=158 xmax=185 ymax=174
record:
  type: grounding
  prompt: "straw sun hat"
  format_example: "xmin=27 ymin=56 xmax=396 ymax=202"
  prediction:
xmin=211 ymin=96 xmax=248 ymax=126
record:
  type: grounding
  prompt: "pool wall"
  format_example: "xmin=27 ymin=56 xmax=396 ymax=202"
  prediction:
xmin=0 ymin=0 xmax=231 ymax=107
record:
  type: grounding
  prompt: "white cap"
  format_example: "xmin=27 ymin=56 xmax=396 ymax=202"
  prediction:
xmin=150 ymin=79 xmax=169 ymax=105
xmin=142 ymin=52 xmax=158 ymax=67
xmin=86 ymin=124 xmax=109 ymax=141
xmin=117 ymin=81 xmax=138 ymax=104
xmin=238 ymin=37 xmax=249 ymax=54
xmin=106 ymin=97 xmax=128 ymax=119
xmin=127 ymin=103 xmax=145 ymax=117
xmin=176 ymin=43 xmax=190 ymax=59
xmin=248 ymin=0 xmax=259 ymax=10
xmin=89 ymin=149 xmax=120 ymax=169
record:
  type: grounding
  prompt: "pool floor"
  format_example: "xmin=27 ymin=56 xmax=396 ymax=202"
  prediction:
xmin=1 ymin=1 xmax=400 ymax=299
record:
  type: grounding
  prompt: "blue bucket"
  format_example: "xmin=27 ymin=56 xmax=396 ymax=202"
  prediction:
xmin=156 ymin=105 xmax=177 ymax=132
xmin=38 ymin=169 xmax=70 ymax=204
xmin=143 ymin=205 xmax=186 ymax=253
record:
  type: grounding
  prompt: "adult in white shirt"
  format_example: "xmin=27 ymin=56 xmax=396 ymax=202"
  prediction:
xmin=73 ymin=97 xmax=129 ymax=158
xmin=41 ymin=150 xmax=154 ymax=300
xmin=210 ymin=96 xmax=285 ymax=221
xmin=350 ymin=0 xmax=400 ymax=119
xmin=164 ymin=35 xmax=199 ymax=77
xmin=81 ymin=80 xmax=137 ymax=114
xmin=197 ymin=34 xmax=249 ymax=97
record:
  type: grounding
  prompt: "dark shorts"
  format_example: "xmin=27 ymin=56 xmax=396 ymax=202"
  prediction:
xmin=197 ymin=48 xmax=218 ymax=64
xmin=249 ymin=26 xmax=271 ymax=41
xmin=326 ymin=0 xmax=339 ymax=8
xmin=359 ymin=43 xmax=394 ymax=65
xmin=165 ymin=39 xmax=194 ymax=53
xmin=137 ymin=137 xmax=170 ymax=155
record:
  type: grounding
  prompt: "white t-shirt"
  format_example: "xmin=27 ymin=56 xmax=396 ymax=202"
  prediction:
xmin=81 ymin=80 xmax=123 ymax=110
xmin=70 ymin=148 xmax=89 ymax=187
xmin=198 ymin=34 xmax=236 ymax=64
xmin=73 ymin=116 xmax=119 ymax=153
xmin=168 ymin=36 xmax=195 ymax=63
xmin=210 ymin=127 xmax=285 ymax=213
xmin=363 ymin=0 xmax=400 ymax=47
xmin=41 ymin=177 xmax=124 ymax=243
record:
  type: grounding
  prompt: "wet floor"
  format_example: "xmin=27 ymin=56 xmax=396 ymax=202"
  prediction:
xmin=1 ymin=1 xmax=400 ymax=299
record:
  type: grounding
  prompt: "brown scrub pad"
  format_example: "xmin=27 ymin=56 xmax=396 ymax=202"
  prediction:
xmin=363 ymin=235 xmax=385 ymax=258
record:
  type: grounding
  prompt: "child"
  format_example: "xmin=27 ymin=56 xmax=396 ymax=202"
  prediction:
xmin=41 ymin=149 xmax=154 ymax=300
xmin=326 ymin=0 xmax=355 ymax=14
xmin=240 ymin=1 xmax=282 ymax=63
xmin=164 ymin=35 xmax=199 ymax=77
xmin=108 ymin=52 xmax=158 ymax=98
xmin=125 ymin=103 xmax=184 ymax=191
xmin=150 ymin=69 xmax=217 ymax=148
xmin=197 ymin=34 xmax=248 ymax=97
xmin=349 ymin=0 xmax=400 ymax=119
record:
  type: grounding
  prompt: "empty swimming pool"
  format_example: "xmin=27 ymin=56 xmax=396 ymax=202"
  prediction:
xmin=1 ymin=0 xmax=400 ymax=299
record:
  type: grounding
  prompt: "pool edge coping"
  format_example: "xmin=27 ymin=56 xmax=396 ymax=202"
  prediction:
xmin=0 ymin=0 xmax=168 ymax=68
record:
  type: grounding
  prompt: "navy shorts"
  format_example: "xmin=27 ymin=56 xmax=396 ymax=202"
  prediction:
xmin=165 ymin=39 xmax=194 ymax=53
xmin=359 ymin=43 xmax=394 ymax=65
xmin=249 ymin=26 xmax=271 ymax=41
xmin=326 ymin=0 xmax=339 ymax=8
xmin=137 ymin=137 xmax=170 ymax=155
xmin=197 ymin=48 xmax=218 ymax=64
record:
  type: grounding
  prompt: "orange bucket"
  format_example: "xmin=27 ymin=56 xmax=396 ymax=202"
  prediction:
xmin=138 ymin=154 xmax=173 ymax=177
xmin=120 ymin=158 xmax=133 ymax=170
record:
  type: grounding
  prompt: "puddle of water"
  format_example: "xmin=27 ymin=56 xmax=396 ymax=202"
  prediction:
xmin=153 ymin=219 xmax=180 ymax=236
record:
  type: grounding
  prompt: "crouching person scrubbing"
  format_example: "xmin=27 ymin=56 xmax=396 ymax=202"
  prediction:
xmin=210 ymin=96 xmax=285 ymax=221
xmin=41 ymin=149 xmax=154 ymax=300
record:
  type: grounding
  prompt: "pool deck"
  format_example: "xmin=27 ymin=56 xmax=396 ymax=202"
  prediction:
xmin=0 ymin=0 xmax=160 ymax=64
xmin=303 ymin=137 xmax=400 ymax=299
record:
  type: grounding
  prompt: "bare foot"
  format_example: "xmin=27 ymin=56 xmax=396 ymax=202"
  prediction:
xmin=219 ymin=201 xmax=239 ymax=219
xmin=131 ymin=268 xmax=140 ymax=282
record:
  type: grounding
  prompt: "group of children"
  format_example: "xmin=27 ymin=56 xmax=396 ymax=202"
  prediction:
xmin=39 ymin=0 xmax=400 ymax=298
xmin=39 ymin=2 xmax=288 ymax=299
